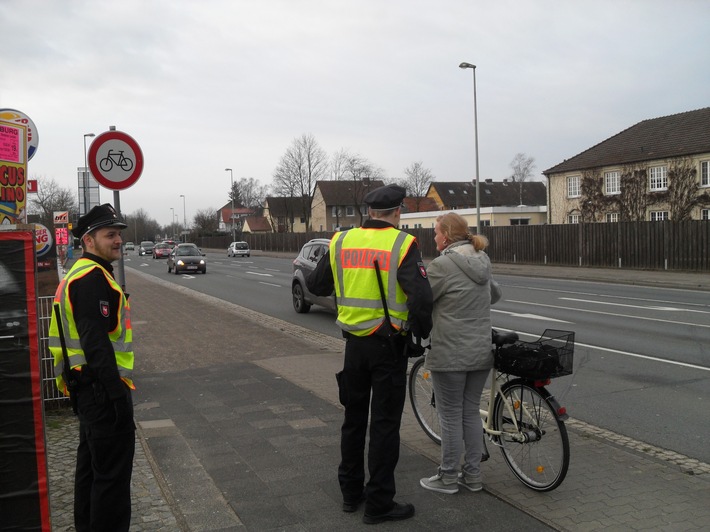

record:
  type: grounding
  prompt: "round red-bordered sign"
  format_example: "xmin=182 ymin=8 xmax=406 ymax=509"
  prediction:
xmin=88 ymin=130 xmax=144 ymax=190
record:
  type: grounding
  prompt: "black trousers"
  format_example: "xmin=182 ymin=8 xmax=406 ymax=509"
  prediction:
xmin=337 ymin=335 xmax=408 ymax=515
xmin=74 ymin=382 xmax=136 ymax=532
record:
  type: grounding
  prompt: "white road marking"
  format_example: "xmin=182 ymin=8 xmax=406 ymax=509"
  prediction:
xmin=245 ymin=271 xmax=273 ymax=277
xmin=492 ymin=309 xmax=572 ymax=323
xmin=259 ymin=282 xmax=281 ymax=287
xmin=505 ymin=300 xmax=710 ymax=329
xmin=559 ymin=297 xmax=709 ymax=314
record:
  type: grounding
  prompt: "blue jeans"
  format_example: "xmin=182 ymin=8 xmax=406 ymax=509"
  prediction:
xmin=431 ymin=369 xmax=489 ymax=475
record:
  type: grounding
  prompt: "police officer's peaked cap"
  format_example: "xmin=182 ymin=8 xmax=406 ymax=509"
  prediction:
xmin=364 ymin=185 xmax=407 ymax=210
xmin=72 ymin=203 xmax=127 ymax=239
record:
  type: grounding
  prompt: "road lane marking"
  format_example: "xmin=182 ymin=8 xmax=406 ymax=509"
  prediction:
xmin=492 ymin=309 xmax=572 ymax=323
xmin=245 ymin=271 xmax=273 ymax=277
xmin=259 ymin=282 xmax=281 ymax=287
xmin=505 ymin=300 xmax=710 ymax=329
xmin=559 ymin=297 xmax=710 ymax=314
xmin=498 ymin=328 xmax=710 ymax=372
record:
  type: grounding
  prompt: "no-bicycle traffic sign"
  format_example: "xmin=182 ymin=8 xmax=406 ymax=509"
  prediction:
xmin=88 ymin=130 xmax=144 ymax=190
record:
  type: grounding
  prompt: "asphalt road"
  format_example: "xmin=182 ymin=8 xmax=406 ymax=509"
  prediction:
xmin=125 ymin=251 xmax=710 ymax=465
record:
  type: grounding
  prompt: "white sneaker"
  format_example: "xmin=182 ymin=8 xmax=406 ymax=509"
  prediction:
xmin=420 ymin=470 xmax=459 ymax=494
xmin=458 ymin=471 xmax=483 ymax=492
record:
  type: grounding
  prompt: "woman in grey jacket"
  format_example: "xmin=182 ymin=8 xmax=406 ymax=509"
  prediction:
xmin=420 ymin=212 xmax=500 ymax=495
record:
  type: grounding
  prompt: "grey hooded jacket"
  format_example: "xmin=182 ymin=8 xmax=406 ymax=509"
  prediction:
xmin=424 ymin=240 xmax=495 ymax=372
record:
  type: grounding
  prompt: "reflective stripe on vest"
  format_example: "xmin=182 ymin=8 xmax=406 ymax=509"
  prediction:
xmin=330 ymin=227 xmax=415 ymax=336
xmin=48 ymin=258 xmax=134 ymax=394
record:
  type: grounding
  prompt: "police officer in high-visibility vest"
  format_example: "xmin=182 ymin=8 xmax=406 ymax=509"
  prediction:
xmin=308 ymin=184 xmax=433 ymax=525
xmin=49 ymin=203 xmax=135 ymax=532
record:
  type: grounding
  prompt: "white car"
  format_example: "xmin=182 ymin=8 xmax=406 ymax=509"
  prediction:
xmin=227 ymin=241 xmax=250 ymax=258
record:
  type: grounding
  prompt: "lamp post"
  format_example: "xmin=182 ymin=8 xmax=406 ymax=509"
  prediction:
xmin=170 ymin=208 xmax=175 ymax=238
xmin=459 ymin=62 xmax=481 ymax=234
xmin=179 ymin=194 xmax=186 ymax=242
xmin=83 ymin=133 xmax=95 ymax=216
xmin=225 ymin=168 xmax=234 ymax=240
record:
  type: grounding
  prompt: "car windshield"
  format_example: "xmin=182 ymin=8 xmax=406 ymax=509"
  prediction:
xmin=177 ymin=247 xmax=201 ymax=257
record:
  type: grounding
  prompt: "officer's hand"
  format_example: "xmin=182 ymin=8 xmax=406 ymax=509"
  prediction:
xmin=113 ymin=396 xmax=132 ymax=427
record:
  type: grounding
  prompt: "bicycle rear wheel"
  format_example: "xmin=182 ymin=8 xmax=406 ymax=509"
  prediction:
xmin=408 ymin=357 xmax=441 ymax=444
xmin=492 ymin=379 xmax=569 ymax=491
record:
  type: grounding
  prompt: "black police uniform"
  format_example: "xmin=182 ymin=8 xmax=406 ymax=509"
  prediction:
xmin=307 ymin=186 xmax=433 ymax=520
xmin=66 ymin=205 xmax=136 ymax=532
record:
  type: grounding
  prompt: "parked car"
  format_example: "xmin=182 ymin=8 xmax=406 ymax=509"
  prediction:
xmin=124 ymin=241 xmax=135 ymax=251
xmin=227 ymin=241 xmax=250 ymax=258
xmin=139 ymin=241 xmax=155 ymax=256
xmin=167 ymin=243 xmax=206 ymax=274
xmin=291 ymin=238 xmax=335 ymax=313
xmin=152 ymin=242 xmax=173 ymax=259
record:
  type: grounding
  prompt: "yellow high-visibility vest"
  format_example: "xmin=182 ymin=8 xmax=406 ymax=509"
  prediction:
xmin=48 ymin=258 xmax=134 ymax=395
xmin=330 ymin=226 xmax=415 ymax=336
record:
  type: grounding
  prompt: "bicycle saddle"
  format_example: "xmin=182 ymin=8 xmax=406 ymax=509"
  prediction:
xmin=492 ymin=329 xmax=519 ymax=347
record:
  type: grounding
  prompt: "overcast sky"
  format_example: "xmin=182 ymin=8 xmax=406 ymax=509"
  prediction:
xmin=2 ymin=0 xmax=708 ymax=226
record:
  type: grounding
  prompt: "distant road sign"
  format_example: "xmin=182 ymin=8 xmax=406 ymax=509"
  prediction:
xmin=88 ymin=130 xmax=144 ymax=190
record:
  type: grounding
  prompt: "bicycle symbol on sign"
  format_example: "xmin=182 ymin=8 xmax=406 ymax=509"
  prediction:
xmin=99 ymin=150 xmax=134 ymax=172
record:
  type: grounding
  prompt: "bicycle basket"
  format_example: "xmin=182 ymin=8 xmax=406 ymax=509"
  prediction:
xmin=494 ymin=329 xmax=574 ymax=380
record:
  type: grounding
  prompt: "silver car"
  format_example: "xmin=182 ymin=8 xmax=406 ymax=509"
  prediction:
xmin=227 ymin=241 xmax=250 ymax=258
xmin=291 ymin=238 xmax=336 ymax=313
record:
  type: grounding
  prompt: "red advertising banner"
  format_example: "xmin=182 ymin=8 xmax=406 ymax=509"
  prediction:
xmin=0 ymin=230 xmax=50 ymax=530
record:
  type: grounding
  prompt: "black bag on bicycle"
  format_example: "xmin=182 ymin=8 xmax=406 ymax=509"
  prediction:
xmin=494 ymin=329 xmax=574 ymax=380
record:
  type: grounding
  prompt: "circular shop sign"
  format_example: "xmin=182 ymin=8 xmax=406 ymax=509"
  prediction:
xmin=0 ymin=108 xmax=40 ymax=160
xmin=35 ymin=223 xmax=53 ymax=256
xmin=88 ymin=130 xmax=144 ymax=190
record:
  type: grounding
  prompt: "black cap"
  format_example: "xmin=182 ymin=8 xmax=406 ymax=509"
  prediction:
xmin=72 ymin=203 xmax=127 ymax=239
xmin=363 ymin=185 xmax=406 ymax=210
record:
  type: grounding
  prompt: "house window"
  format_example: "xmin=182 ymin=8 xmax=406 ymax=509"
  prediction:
xmin=331 ymin=206 xmax=343 ymax=217
xmin=606 ymin=212 xmax=619 ymax=222
xmin=567 ymin=176 xmax=580 ymax=198
xmin=510 ymin=218 xmax=530 ymax=225
xmin=701 ymin=209 xmax=709 ymax=221
xmin=650 ymin=210 xmax=669 ymax=221
xmin=360 ymin=205 xmax=368 ymax=216
xmin=649 ymin=166 xmax=668 ymax=191
xmin=701 ymin=161 xmax=710 ymax=187
xmin=401 ymin=223 xmax=409 ymax=229
xmin=346 ymin=206 xmax=355 ymax=217
xmin=568 ymin=214 xmax=580 ymax=224
xmin=480 ymin=220 xmax=491 ymax=227
xmin=605 ymin=171 xmax=620 ymax=195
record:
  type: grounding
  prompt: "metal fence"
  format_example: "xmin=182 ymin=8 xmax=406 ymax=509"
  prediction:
xmin=37 ymin=295 xmax=68 ymax=406
xmin=198 ymin=221 xmax=710 ymax=271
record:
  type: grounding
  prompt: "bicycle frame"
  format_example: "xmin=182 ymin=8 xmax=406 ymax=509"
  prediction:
xmin=481 ymin=370 xmax=532 ymax=444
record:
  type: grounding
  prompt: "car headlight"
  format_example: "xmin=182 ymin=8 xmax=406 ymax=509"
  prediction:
xmin=200 ymin=260 xmax=205 ymax=264
xmin=177 ymin=259 xmax=185 ymax=266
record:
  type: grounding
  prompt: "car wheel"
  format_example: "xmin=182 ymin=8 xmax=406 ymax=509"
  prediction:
xmin=167 ymin=264 xmax=171 ymax=273
xmin=292 ymin=282 xmax=311 ymax=313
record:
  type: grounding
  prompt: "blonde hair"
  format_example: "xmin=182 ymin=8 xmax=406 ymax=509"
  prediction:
xmin=436 ymin=212 xmax=488 ymax=251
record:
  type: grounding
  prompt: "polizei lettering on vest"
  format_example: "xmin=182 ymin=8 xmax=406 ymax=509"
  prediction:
xmin=341 ymin=248 xmax=391 ymax=270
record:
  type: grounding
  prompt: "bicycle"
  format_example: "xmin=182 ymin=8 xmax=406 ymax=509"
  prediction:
xmin=408 ymin=328 xmax=574 ymax=491
xmin=99 ymin=149 xmax=134 ymax=172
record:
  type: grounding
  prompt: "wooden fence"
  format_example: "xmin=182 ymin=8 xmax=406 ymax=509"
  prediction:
xmin=197 ymin=221 xmax=710 ymax=272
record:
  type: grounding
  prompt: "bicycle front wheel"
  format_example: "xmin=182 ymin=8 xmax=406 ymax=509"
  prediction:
xmin=492 ymin=379 xmax=569 ymax=491
xmin=408 ymin=357 xmax=441 ymax=444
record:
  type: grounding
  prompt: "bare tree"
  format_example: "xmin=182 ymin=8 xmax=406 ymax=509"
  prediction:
xmin=28 ymin=176 xmax=78 ymax=228
xmin=193 ymin=208 xmax=219 ymax=235
xmin=403 ymin=161 xmax=434 ymax=211
xmin=232 ymin=177 xmax=268 ymax=209
xmin=619 ymin=164 xmax=650 ymax=221
xmin=509 ymin=153 xmax=536 ymax=205
xmin=665 ymin=157 xmax=710 ymax=221
xmin=272 ymin=133 xmax=328 ymax=230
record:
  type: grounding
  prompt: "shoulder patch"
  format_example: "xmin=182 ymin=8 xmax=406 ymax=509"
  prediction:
xmin=99 ymin=300 xmax=110 ymax=318
xmin=417 ymin=262 xmax=427 ymax=279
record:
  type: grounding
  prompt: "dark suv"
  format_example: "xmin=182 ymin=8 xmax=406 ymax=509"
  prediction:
xmin=291 ymin=238 xmax=336 ymax=313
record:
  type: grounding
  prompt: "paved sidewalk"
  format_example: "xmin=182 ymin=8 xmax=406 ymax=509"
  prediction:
xmin=44 ymin=264 xmax=710 ymax=530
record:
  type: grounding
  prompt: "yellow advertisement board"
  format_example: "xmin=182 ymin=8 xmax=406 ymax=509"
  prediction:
xmin=0 ymin=120 xmax=27 ymax=225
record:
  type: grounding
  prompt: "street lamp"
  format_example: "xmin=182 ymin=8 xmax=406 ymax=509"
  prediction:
xmin=170 ymin=207 xmax=175 ymax=237
xmin=459 ymin=62 xmax=481 ymax=234
xmin=83 ymin=133 xmax=95 ymax=216
xmin=225 ymin=168 xmax=234 ymax=240
xmin=179 ymin=194 xmax=186 ymax=242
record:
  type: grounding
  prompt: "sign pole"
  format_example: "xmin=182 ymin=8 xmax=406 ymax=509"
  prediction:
xmin=113 ymin=190 xmax=126 ymax=291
